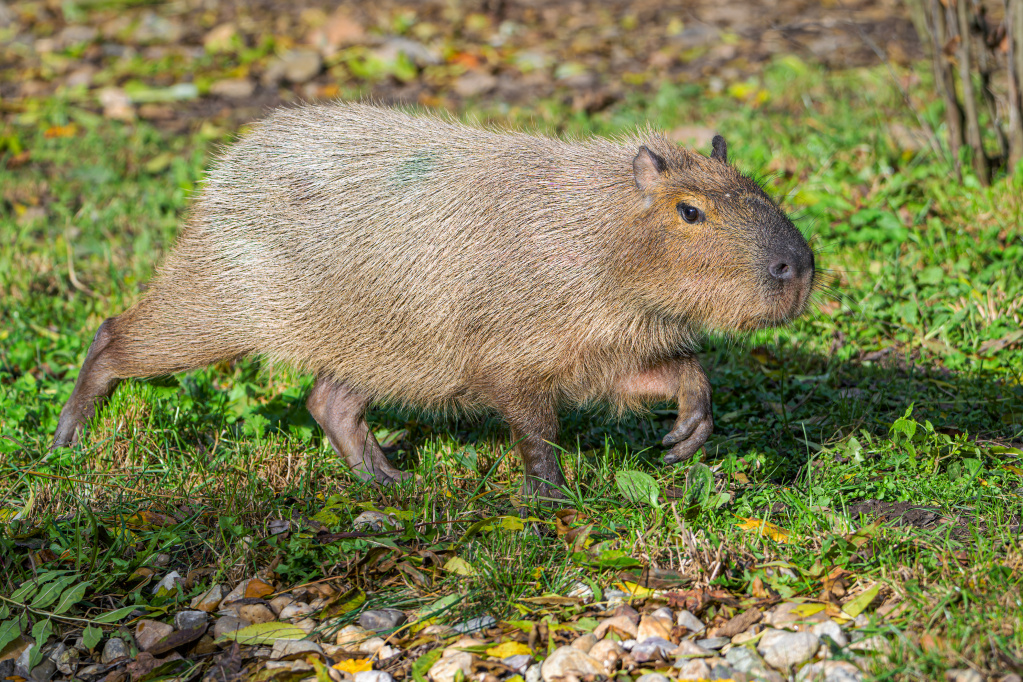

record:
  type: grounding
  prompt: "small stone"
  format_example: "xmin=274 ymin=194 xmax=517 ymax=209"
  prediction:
xmin=98 ymin=87 xmax=134 ymax=121
xmin=135 ymin=619 xmax=175 ymax=652
xmin=602 ymin=588 xmax=627 ymax=607
xmin=209 ymin=79 xmax=255 ymax=99
xmin=565 ymin=582 xmax=593 ymax=601
xmin=452 ymin=72 xmax=498 ymax=98
xmin=203 ymin=23 xmax=237 ymax=52
xmin=502 ymin=655 xmax=533 ymax=673
xmin=429 ymin=651 xmax=472 ymax=682
xmin=237 ymin=604 xmax=276 ymax=625
xmin=945 ymin=671 xmax=983 ymax=682
xmin=848 ymin=635 xmax=890 ymax=653
xmin=635 ymin=674 xmax=669 ymax=682
xmin=281 ymin=49 xmax=323 ymax=84
xmin=221 ymin=580 xmax=250 ymax=606
xmin=359 ymin=637 xmax=386 ymax=655
xmin=587 ymin=639 xmax=622 ymax=673
xmin=731 ymin=627 xmax=761 ymax=645
xmin=192 ymin=635 xmax=218 ymax=656
xmin=764 ymin=602 xmax=825 ymax=628
xmin=757 ymin=629 xmax=820 ymax=670
xmin=611 ymin=604 xmax=640 ymax=621
xmin=619 ymin=639 xmax=636 ymax=651
xmin=525 ymin=663 xmax=541 ymax=682
xmin=796 ymin=660 xmax=864 ymax=682
xmin=593 ymin=615 xmax=638 ymax=639
xmin=811 ymin=620 xmax=848 ymax=648
xmin=453 ymin=616 xmax=495 ymax=634
xmin=151 ymin=571 xmax=183 ymax=595
xmin=676 ymin=609 xmax=706 ymax=633
xmin=213 ymin=616 xmax=250 ymax=639
xmin=630 ymin=637 xmax=675 ymax=663
xmin=52 ymin=645 xmax=78 ymax=675
xmin=446 ymin=637 xmax=485 ymax=650
xmin=293 ymin=618 xmax=317 ymax=634
xmin=358 ymin=609 xmax=407 ymax=632
xmin=377 ymin=645 xmax=401 ymax=660
xmin=30 ymin=660 xmax=56 ymax=682
xmin=336 ymin=624 xmax=371 ymax=650
xmin=636 ymin=614 xmax=673 ymax=642
xmin=540 ymin=646 xmax=603 ymax=682
xmin=279 ymin=602 xmax=315 ymax=621
xmin=671 ymin=640 xmax=713 ymax=657
xmin=174 ymin=611 xmax=208 ymax=631
xmin=650 ymin=607 xmax=673 ymax=620
xmin=675 ymin=658 xmax=712 ymax=681
xmin=696 ymin=637 xmax=730 ymax=650
xmin=269 ymin=595 xmax=294 ymax=615
xmin=190 ymin=584 xmax=224 ymax=612
xmin=271 ymin=639 xmax=323 ymax=660
xmin=355 ymin=672 xmax=396 ymax=682
xmin=724 ymin=646 xmax=769 ymax=674
xmin=571 ymin=634 xmax=597 ymax=653
xmin=101 ymin=638 xmax=129 ymax=664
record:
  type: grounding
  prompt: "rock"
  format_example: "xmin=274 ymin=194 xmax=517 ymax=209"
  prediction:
xmin=636 ymin=614 xmax=673 ymax=642
xmin=355 ymin=672 xmax=395 ymax=682
xmin=675 ymin=658 xmax=712 ymax=680
xmin=98 ymin=88 xmax=134 ymax=121
xmin=757 ymin=629 xmax=820 ymax=670
xmin=630 ymin=637 xmax=675 ymax=663
xmin=731 ymin=627 xmax=761 ymax=645
xmin=593 ymin=615 xmax=638 ymax=639
xmin=14 ymin=645 xmax=34 ymax=678
xmin=671 ymin=640 xmax=713 ymax=657
xmin=811 ymin=620 xmax=848 ymax=648
xmin=192 ymin=635 xmax=218 ymax=656
xmin=764 ymin=602 xmax=826 ymax=628
xmin=174 ymin=611 xmax=208 ymax=632
xmin=278 ymin=602 xmax=315 ymax=621
xmin=429 ymin=651 xmax=472 ymax=682
xmin=540 ymin=647 xmax=604 ymax=681
xmin=309 ymin=10 xmax=365 ymax=53
xmin=848 ymin=635 xmax=890 ymax=653
xmin=271 ymin=639 xmax=324 ymax=660
xmin=209 ymin=79 xmax=256 ymax=99
xmin=724 ymin=646 xmax=770 ymax=675
xmin=453 ymin=616 xmax=495 ymax=634
xmin=359 ymin=637 xmax=386 ymax=655
xmin=221 ymin=580 xmax=250 ymax=606
xmin=711 ymin=608 xmax=763 ymax=638
xmin=203 ymin=23 xmax=237 ymax=52
xmin=358 ymin=609 xmax=407 ymax=632
xmin=29 ymin=660 xmax=56 ymax=682
xmin=280 ymin=50 xmax=323 ymax=84
xmin=696 ymin=637 xmax=730 ymax=650
xmin=525 ymin=663 xmax=541 ymax=682
xmin=336 ymin=624 xmax=370 ymax=650
xmin=502 ymin=655 xmax=533 ymax=673
xmin=945 ymin=671 xmax=983 ymax=682
xmin=619 ymin=639 xmax=636 ymax=651
xmin=269 ymin=595 xmax=294 ymax=615
xmin=378 ymin=645 xmax=401 ymax=660
xmin=420 ymin=624 xmax=454 ymax=637
xmin=132 ymin=11 xmax=183 ymax=44
xmin=587 ymin=639 xmax=622 ymax=673
xmin=797 ymin=660 xmax=864 ymax=682
xmin=602 ymin=588 xmax=627 ymax=607
xmin=571 ymin=634 xmax=597 ymax=653
xmin=452 ymin=72 xmax=498 ymax=98
xmin=52 ymin=645 xmax=78 ymax=675
xmin=634 ymin=674 xmax=669 ymax=682
xmin=446 ymin=637 xmax=485 ymax=650
xmin=565 ymin=582 xmax=593 ymax=602
xmin=213 ymin=616 xmax=250 ymax=639
xmin=191 ymin=584 xmax=224 ymax=612
xmin=676 ymin=609 xmax=706 ymax=633
xmin=293 ymin=618 xmax=317 ymax=634
xmin=374 ymin=38 xmax=440 ymax=67
xmin=135 ymin=620 xmax=175 ymax=652
xmin=100 ymin=638 xmax=129 ymax=664
xmin=237 ymin=604 xmax=275 ymax=625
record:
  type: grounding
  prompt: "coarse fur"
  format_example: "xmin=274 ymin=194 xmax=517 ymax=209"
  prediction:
xmin=53 ymin=102 xmax=816 ymax=500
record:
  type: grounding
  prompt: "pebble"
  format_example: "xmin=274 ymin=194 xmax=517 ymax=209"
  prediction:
xmin=452 ymin=72 xmax=498 ymax=98
xmin=696 ymin=637 xmax=730 ymax=650
xmin=636 ymin=613 xmax=673 ymax=642
xmin=293 ymin=618 xmax=317 ymax=634
xmin=602 ymin=588 xmax=627 ymax=607
xmin=811 ymin=620 xmax=848 ymax=648
xmin=428 ymin=651 xmax=472 ymax=682
xmin=359 ymin=609 xmax=407 ymax=632
xmin=358 ymin=637 xmax=386 ymax=655
xmin=847 ymin=635 xmax=890 ymax=653
xmin=945 ymin=671 xmax=983 ymax=682
xmin=52 ymin=645 xmax=78 ymax=675
xmin=237 ymin=604 xmax=276 ymax=625
xmin=676 ymin=609 xmax=706 ymax=633
xmin=587 ymin=639 xmax=622 ymax=672
xmin=174 ymin=610 xmax=208 ymax=631
xmin=630 ymin=636 xmax=675 ymax=662
xmin=796 ymin=660 xmax=864 ymax=682
xmin=190 ymin=584 xmax=224 ymax=612
xmin=540 ymin=646 xmax=604 ymax=682
xmin=152 ymin=571 xmax=183 ymax=595
xmin=525 ymin=663 xmax=541 ymax=682
xmin=270 ymin=639 xmax=323 ymax=660
xmin=570 ymin=633 xmax=597 ymax=653
xmin=209 ymin=79 xmax=255 ymax=99
xmin=671 ymin=640 xmax=713 ymax=657
xmin=269 ymin=596 xmax=294 ymax=615
xmin=377 ymin=645 xmax=401 ymax=660
xmin=502 ymin=654 xmax=533 ymax=673
xmin=757 ymin=629 xmax=820 ymax=670
xmin=29 ymin=660 xmax=56 ymax=682
xmin=635 ymin=674 xmax=669 ymax=682
xmin=675 ymin=658 xmax=712 ymax=680
xmin=278 ymin=602 xmax=315 ymax=621
xmin=221 ymin=580 xmax=250 ymax=605
xmin=14 ymin=645 xmax=34 ymax=678
xmin=565 ymin=582 xmax=593 ymax=602
xmin=454 ymin=615 xmax=495 ymax=634
xmin=355 ymin=672 xmax=396 ymax=682
xmin=100 ymin=638 xmax=129 ymax=664
xmin=213 ymin=616 xmax=250 ymax=639
xmin=725 ymin=646 xmax=769 ymax=674
xmin=336 ymin=624 xmax=371 ymax=650
xmin=135 ymin=619 xmax=174 ymax=652
xmin=593 ymin=615 xmax=638 ymax=639
xmin=280 ymin=49 xmax=323 ymax=84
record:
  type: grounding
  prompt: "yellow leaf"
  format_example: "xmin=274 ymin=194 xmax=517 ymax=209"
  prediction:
xmin=614 ymin=581 xmax=655 ymax=598
xmin=245 ymin=577 xmax=275 ymax=599
xmin=443 ymin=557 xmax=475 ymax=576
xmin=791 ymin=603 xmax=826 ymax=617
xmin=842 ymin=582 xmax=882 ymax=618
xmin=333 ymin=659 xmax=373 ymax=674
xmin=736 ymin=517 xmax=790 ymax=543
xmin=216 ymin=622 xmax=307 ymax=645
xmin=485 ymin=642 xmax=532 ymax=658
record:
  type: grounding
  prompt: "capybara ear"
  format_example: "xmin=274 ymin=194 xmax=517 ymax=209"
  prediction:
xmin=633 ymin=145 xmax=666 ymax=191
xmin=711 ymin=135 xmax=728 ymax=163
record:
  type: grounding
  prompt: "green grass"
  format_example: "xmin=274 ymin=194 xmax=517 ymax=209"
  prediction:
xmin=2 ymin=57 xmax=1022 ymax=679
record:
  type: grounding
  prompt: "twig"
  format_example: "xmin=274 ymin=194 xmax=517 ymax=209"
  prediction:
xmin=65 ymin=235 xmax=97 ymax=298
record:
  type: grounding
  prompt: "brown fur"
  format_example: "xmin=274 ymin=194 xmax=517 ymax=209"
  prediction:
xmin=53 ymin=102 xmax=815 ymax=500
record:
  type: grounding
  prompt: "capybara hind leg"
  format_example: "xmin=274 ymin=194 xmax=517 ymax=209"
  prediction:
xmin=494 ymin=397 xmax=565 ymax=504
xmin=615 ymin=356 xmax=714 ymax=465
xmin=53 ymin=319 xmax=124 ymax=448
xmin=306 ymin=377 xmax=411 ymax=485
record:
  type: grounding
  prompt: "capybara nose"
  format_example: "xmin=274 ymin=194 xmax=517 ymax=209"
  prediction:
xmin=768 ymin=243 xmax=814 ymax=284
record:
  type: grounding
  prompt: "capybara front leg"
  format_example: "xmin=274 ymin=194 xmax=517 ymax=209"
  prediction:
xmin=306 ymin=376 xmax=411 ymax=485
xmin=661 ymin=356 xmax=714 ymax=465
xmin=500 ymin=400 xmax=565 ymax=504
xmin=53 ymin=319 xmax=123 ymax=448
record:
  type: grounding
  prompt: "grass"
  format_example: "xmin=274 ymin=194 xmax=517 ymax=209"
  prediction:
xmin=2 ymin=56 xmax=1022 ymax=679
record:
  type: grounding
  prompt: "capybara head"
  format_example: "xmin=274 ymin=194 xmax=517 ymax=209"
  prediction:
xmin=627 ymin=135 xmax=815 ymax=332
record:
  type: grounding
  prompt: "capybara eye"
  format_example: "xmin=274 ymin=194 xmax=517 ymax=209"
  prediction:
xmin=677 ymin=203 xmax=703 ymax=223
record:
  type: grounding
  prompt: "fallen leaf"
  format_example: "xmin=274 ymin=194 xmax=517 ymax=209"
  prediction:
xmin=841 ymin=582 xmax=882 ymax=618
xmin=737 ymin=517 xmax=791 ymax=543
xmin=485 ymin=641 xmax=531 ymax=658
xmin=333 ymin=659 xmax=373 ymax=674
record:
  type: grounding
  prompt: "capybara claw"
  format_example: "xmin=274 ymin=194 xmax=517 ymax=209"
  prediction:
xmin=661 ymin=416 xmax=713 ymax=465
